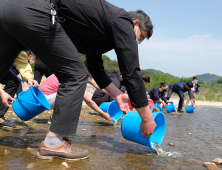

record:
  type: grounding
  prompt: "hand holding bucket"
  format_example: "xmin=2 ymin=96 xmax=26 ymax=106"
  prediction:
xmin=165 ymin=102 xmax=176 ymax=113
xmin=121 ymin=104 xmax=165 ymax=150
xmin=185 ymin=105 xmax=195 ymax=113
xmin=99 ymin=100 xmax=123 ymax=122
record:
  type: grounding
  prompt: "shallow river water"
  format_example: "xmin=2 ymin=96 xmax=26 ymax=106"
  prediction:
xmin=0 ymin=106 xmax=221 ymax=170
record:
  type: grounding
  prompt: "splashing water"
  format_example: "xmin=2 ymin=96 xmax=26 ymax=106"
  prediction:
xmin=151 ymin=142 xmax=182 ymax=158
xmin=111 ymin=118 xmax=117 ymax=126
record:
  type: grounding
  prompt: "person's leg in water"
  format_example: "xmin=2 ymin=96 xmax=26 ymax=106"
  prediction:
xmin=0 ymin=71 xmax=21 ymax=127
xmin=0 ymin=0 xmax=88 ymax=160
xmin=178 ymin=96 xmax=184 ymax=112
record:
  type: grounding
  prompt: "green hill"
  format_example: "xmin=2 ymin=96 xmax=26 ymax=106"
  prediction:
xmin=194 ymin=73 xmax=221 ymax=84
xmin=145 ymin=69 xmax=174 ymax=77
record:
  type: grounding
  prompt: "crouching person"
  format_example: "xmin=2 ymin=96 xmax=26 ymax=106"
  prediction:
xmin=39 ymin=74 xmax=111 ymax=123
xmin=148 ymin=83 xmax=172 ymax=107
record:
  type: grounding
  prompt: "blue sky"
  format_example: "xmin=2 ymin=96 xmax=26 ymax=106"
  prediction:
xmin=105 ymin=0 xmax=222 ymax=77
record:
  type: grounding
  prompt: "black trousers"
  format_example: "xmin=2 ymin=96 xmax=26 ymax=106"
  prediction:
xmin=10 ymin=66 xmax=24 ymax=96
xmin=34 ymin=58 xmax=52 ymax=84
xmin=92 ymin=95 xmax=114 ymax=106
xmin=0 ymin=71 xmax=20 ymax=117
xmin=166 ymin=88 xmax=184 ymax=109
xmin=0 ymin=0 xmax=88 ymax=134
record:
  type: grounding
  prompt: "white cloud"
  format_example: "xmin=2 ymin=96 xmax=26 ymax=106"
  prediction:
xmin=105 ymin=34 xmax=222 ymax=77
xmin=138 ymin=34 xmax=222 ymax=77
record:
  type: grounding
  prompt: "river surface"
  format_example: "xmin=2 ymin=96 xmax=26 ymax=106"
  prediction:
xmin=0 ymin=106 xmax=221 ymax=170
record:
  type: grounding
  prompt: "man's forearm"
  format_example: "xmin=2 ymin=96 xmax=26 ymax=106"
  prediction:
xmin=104 ymin=82 xmax=122 ymax=98
xmin=136 ymin=106 xmax=153 ymax=122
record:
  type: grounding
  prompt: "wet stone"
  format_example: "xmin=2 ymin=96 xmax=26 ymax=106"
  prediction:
xmin=212 ymin=158 xmax=222 ymax=164
xmin=4 ymin=150 xmax=10 ymax=156
xmin=26 ymin=147 xmax=35 ymax=152
xmin=59 ymin=162 xmax=69 ymax=169
xmin=203 ymin=162 xmax=219 ymax=170
xmin=26 ymin=163 xmax=36 ymax=169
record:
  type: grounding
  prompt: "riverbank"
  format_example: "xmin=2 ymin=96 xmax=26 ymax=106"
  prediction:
xmin=8 ymin=75 xmax=221 ymax=108
xmin=85 ymin=83 xmax=222 ymax=108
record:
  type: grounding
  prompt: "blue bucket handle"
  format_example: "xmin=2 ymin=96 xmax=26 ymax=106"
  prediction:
xmin=150 ymin=104 xmax=163 ymax=113
xmin=17 ymin=91 xmax=41 ymax=106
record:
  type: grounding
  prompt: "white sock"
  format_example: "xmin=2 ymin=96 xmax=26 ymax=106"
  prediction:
xmin=44 ymin=134 xmax=63 ymax=147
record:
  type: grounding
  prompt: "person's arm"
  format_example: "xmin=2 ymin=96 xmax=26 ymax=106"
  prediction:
xmin=111 ymin=13 xmax=155 ymax=137
xmin=88 ymin=80 xmax=110 ymax=95
xmin=83 ymin=92 xmax=111 ymax=120
xmin=0 ymin=89 xmax=15 ymax=107
xmin=14 ymin=51 xmax=38 ymax=87
xmin=86 ymin=55 xmax=130 ymax=113
xmin=188 ymin=89 xmax=193 ymax=100
xmin=188 ymin=89 xmax=194 ymax=105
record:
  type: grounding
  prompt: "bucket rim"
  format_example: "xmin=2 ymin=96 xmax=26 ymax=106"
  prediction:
xmin=30 ymin=86 xmax=50 ymax=110
xmin=149 ymin=111 xmax=166 ymax=150
xmin=108 ymin=100 xmax=123 ymax=122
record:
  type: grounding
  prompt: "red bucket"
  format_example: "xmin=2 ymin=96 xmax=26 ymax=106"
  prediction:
xmin=128 ymin=98 xmax=155 ymax=113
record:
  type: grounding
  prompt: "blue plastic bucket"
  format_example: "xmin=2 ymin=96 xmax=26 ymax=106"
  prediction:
xmin=99 ymin=100 xmax=123 ymax=122
xmin=166 ymin=103 xmax=176 ymax=113
xmin=121 ymin=104 xmax=165 ymax=150
xmin=185 ymin=105 xmax=195 ymax=113
xmin=12 ymin=86 xmax=50 ymax=121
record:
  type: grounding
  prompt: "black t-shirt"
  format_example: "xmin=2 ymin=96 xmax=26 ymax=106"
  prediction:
xmin=55 ymin=0 xmax=148 ymax=108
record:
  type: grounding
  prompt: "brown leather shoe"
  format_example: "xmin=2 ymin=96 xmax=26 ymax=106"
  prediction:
xmin=37 ymin=137 xmax=89 ymax=160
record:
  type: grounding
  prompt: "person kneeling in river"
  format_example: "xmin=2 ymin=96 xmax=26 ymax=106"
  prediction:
xmin=148 ymin=83 xmax=173 ymax=107
xmin=39 ymin=74 xmax=111 ymax=124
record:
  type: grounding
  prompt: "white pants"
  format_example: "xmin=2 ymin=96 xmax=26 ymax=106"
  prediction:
xmin=45 ymin=93 xmax=57 ymax=109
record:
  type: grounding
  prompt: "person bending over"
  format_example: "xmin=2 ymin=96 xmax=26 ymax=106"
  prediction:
xmin=9 ymin=51 xmax=36 ymax=95
xmin=148 ymin=83 xmax=172 ymax=107
xmin=39 ymin=74 xmax=111 ymax=123
xmin=0 ymin=51 xmax=38 ymax=127
xmin=0 ymin=0 xmax=156 ymax=160
xmin=166 ymin=82 xmax=194 ymax=112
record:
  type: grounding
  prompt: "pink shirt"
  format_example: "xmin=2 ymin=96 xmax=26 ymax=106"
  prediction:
xmin=39 ymin=74 xmax=60 ymax=95
xmin=39 ymin=75 xmax=93 ymax=95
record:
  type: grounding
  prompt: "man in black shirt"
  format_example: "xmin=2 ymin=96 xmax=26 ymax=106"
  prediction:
xmin=0 ymin=0 xmax=156 ymax=160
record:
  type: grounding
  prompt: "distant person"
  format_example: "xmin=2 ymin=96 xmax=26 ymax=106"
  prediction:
xmin=166 ymin=82 xmax=194 ymax=112
xmin=34 ymin=54 xmax=52 ymax=84
xmin=186 ymin=77 xmax=200 ymax=108
xmin=148 ymin=83 xmax=173 ymax=107
xmin=92 ymin=71 xmax=124 ymax=106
